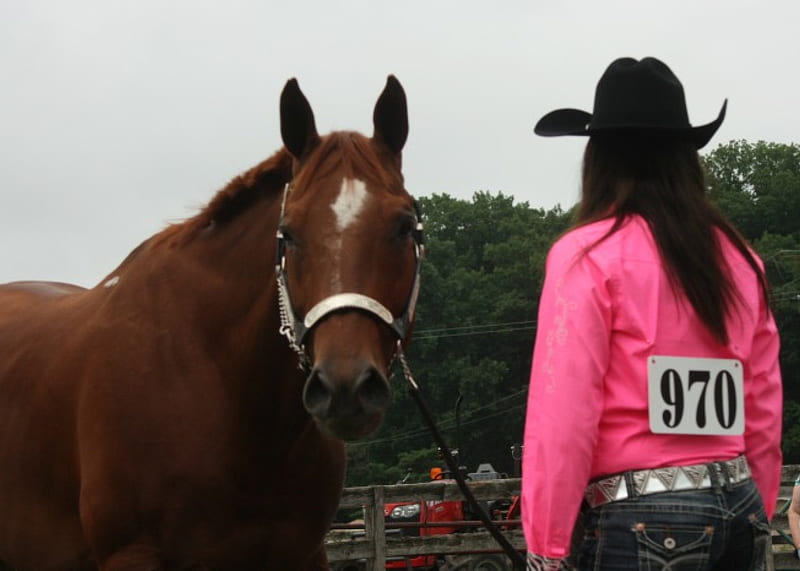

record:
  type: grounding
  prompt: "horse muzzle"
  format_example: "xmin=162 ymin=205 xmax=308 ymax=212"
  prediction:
xmin=302 ymin=361 xmax=391 ymax=441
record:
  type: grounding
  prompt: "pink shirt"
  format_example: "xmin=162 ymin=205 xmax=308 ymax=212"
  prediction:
xmin=521 ymin=215 xmax=782 ymax=560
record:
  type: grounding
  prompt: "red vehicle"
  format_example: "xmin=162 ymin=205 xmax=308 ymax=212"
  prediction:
xmin=383 ymin=464 xmax=515 ymax=570
xmin=383 ymin=497 xmax=463 ymax=569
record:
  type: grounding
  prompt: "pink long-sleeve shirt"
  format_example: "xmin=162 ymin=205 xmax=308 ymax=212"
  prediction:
xmin=521 ymin=215 xmax=782 ymax=561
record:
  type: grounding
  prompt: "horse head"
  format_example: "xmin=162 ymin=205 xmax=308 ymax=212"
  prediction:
xmin=276 ymin=76 xmax=421 ymax=441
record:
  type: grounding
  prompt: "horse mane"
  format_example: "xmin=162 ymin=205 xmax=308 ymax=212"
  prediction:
xmin=143 ymin=132 xmax=400 ymax=252
xmin=152 ymin=148 xmax=294 ymax=247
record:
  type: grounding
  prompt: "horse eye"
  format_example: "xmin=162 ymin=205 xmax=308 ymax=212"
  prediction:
xmin=395 ymin=216 xmax=415 ymax=240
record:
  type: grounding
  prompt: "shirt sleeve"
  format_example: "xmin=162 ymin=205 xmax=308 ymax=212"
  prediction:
xmin=744 ymin=289 xmax=782 ymax=519
xmin=522 ymin=235 xmax=612 ymax=559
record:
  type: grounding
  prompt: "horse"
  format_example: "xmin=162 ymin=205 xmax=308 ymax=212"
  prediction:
xmin=0 ymin=76 xmax=422 ymax=570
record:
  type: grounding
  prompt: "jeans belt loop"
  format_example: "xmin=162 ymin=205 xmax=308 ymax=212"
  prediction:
xmin=624 ymin=471 xmax=638 ymax=500
xmin=719 ymin=461 xmax=733 ymax=491
xmin=707 ymin=462 xmax=722 ymax=494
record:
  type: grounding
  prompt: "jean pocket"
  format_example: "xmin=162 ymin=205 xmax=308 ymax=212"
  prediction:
xmin=634 ymin=521 xmax=713 ymax=571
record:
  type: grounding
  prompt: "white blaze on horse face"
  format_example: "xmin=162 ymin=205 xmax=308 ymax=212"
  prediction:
xmin=329 ymin=178 xmax=369 ymax=291
xmin=332 ymin=178 xmax=368 ymax=232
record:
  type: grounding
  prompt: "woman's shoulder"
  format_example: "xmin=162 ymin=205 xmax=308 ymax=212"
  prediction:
xmin=553 ymin=218 xmax=615 ymax=247
xmin=547 ymin=216 xmax=656 ymax=276
xmin=545 ymin=219 xmax=616 ymax=272
xmin=551 ymin=216 xmax=642 ymax=255
xmin=715 ymin=227 xmax=765 ymax=269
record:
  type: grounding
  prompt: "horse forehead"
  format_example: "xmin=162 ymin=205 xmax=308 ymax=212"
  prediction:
xmin=330 ymin=177 xmax=371 ymax=232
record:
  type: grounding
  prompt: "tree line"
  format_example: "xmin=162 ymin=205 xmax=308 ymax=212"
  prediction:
xmin=344 ymin=139 xmax=800 ymax=487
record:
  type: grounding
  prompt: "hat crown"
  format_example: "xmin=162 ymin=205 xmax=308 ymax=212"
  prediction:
xmin=591 ymin=57 xmax=690 ymax=130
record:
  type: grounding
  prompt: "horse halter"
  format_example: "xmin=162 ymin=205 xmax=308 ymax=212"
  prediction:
xmin=274 ymin=183 xmax=425 ymax=370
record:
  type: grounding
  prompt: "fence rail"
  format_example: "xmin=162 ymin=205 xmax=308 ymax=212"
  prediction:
xmin=326 ymin=465 xmax=800 ymax=571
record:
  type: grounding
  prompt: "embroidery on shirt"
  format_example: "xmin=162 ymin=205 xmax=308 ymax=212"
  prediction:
xmin=541 ymin=277 xmax=577 ymax=393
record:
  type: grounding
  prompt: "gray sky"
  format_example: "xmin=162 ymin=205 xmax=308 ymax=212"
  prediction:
xmin=1 ymin=0 xmax=798 ymax=287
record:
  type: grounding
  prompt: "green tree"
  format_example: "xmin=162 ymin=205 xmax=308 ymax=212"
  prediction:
xmin=704 ymin=140 xmax=800 ymax=461
xmin=705 ymin=140 xmax=800 ymax=239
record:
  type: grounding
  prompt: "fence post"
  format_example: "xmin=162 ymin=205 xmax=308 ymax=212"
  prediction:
xmin=369 ymin=486 xmax=386 ymax=571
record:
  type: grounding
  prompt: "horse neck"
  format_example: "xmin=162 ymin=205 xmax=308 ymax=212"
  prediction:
xmin=126 ymin=189 xmax=296 ymax=383
xmin=196 ymin=196 xmax=290 ymax=363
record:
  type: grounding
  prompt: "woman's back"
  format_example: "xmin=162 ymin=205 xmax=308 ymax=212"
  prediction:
xmin=547 ymin=215 xmax=781 ymax=482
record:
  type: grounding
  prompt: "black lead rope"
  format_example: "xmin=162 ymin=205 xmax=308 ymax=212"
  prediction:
xmin=396 ymin=344 xmax=527 ymax=571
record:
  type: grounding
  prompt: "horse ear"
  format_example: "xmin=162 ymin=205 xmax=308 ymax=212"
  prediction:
xmin=280 ymin=78 xmax=320 ymax=159
xmin=373 ymin=75 xmax=408 ymax=156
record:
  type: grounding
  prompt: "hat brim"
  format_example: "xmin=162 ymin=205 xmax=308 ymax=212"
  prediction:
xmin=690 ymin=99 xmax=727 ymax=149
xmin=534 ymin=108 xmax=593 ymax=137
xmin=534 ymin=100 xmax=727 ymax=149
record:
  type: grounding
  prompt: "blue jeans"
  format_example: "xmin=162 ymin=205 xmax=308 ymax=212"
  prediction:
xmin=574 ymin=479 xmax=771 ymax=570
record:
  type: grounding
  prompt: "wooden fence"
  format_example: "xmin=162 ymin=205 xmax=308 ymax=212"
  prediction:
xmin=326 ymin=478 xmax=523 ymax=570
xmin=325 ymin=465 xmax=800 ymax=571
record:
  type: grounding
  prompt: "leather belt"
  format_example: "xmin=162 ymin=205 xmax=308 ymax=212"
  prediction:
xmin=585 ymin=455 xmax=751 ymax=509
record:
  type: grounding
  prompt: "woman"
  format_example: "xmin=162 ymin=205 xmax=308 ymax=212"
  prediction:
xmin=522 ymin=57 xmax=782 ymax=571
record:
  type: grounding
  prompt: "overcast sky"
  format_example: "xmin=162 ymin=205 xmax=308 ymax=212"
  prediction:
xmin=1 ymin=0 xmax=798 ymax=287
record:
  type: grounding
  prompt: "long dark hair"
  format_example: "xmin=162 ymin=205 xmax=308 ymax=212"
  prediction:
xmin=575 ymin=134 xmax=769 ymax=345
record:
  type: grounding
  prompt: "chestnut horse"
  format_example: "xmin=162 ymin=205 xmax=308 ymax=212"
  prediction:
xmin=0 ymin=76 xmax=421 ymax=570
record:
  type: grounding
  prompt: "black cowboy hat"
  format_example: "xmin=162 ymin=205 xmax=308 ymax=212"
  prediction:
xmin=534 ymin=57 xmax=727 ymax=149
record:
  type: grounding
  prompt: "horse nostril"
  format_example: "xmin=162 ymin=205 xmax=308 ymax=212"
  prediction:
xmin=355 ymin=367 xmax=391 ymax=413
xmin=304 ymin=365 xmax=391 ymax=424
xmin=303 ymin=368 xmax=332 ymax=418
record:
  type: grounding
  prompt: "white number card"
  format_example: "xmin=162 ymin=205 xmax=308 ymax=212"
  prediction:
xmin=648 ymin=356 xmax=744 ymax=436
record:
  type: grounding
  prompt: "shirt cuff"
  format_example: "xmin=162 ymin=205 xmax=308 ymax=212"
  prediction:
xmin=527 ymin=552 xmax=571 ymax=570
